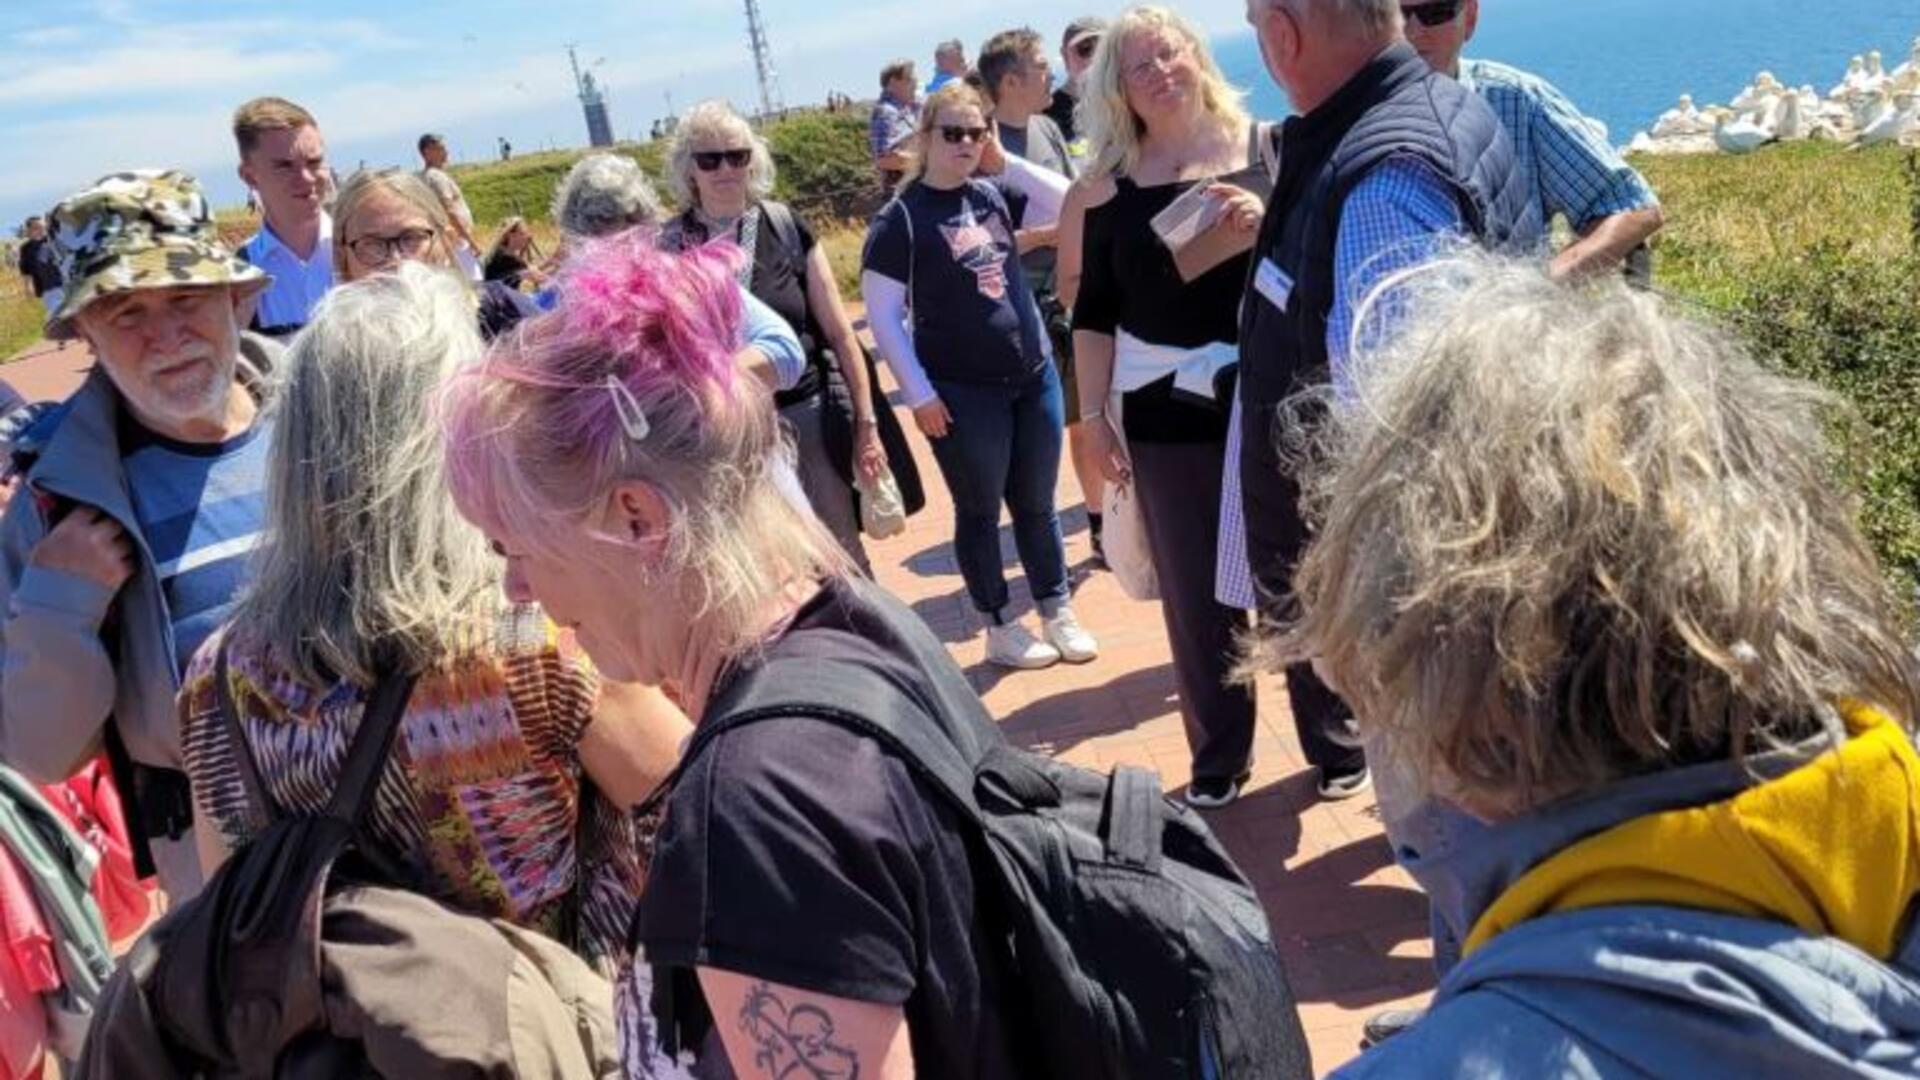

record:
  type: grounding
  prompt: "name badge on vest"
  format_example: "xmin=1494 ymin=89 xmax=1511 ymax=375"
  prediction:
xmin=1254 ymin=258 xmax=1293 ymax=313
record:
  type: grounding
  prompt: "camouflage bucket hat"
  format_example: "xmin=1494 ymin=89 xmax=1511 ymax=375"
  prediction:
xmin=44 ymin=169 xmax=269 ymax=340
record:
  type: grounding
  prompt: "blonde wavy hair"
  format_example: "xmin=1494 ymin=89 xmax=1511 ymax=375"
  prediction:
xmin=1253 ymin=253 xmax=1920 ymax=817
xmin=665 ymin=100 xmax=777 ymax=210
xmin=1080 ymin=5 xmax=1249 ymax=181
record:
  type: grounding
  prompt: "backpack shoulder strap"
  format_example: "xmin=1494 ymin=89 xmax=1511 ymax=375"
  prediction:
xmin=760 ymin=200 xmax=805 ymax=267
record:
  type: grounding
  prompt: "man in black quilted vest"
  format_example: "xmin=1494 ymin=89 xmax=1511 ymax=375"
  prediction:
xmin=1231 ymin=0 xmax=1540 ymax=801
xmin=1234 ymin=0 xmax=1544 ymax=1045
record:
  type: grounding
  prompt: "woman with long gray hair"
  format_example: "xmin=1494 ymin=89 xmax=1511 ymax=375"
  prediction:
xmin=1262 ymin=253 xmax=1920 ymax=1076
xmin=178 ymin=262 xmax=687 ymax=977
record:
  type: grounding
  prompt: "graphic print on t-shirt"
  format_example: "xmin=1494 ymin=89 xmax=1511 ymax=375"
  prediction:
xmin=940 ymin=210 xmax=1011 ymax=301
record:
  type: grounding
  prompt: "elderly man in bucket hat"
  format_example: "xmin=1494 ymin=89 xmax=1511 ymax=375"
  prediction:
xmin=0 ymin=170 xmax=280 ymax=903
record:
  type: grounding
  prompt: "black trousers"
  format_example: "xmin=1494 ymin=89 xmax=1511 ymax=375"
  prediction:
xmin=1237 ymin=400 xmax=1366 ymax=774
xmin=1130 ymin=437 xmax=1258 ymax=785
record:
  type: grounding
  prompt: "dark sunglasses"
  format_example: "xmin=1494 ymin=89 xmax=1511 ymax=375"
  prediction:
xmin=692 ymin=149 xmax=753 ymax=171
xmin=1072 ymin=37 xmax=1099 ymax=59
xmin=940 ymin=125 xmax=990 ymax=145
xmin=1401 ymin=0 xmax=1464 ymax=27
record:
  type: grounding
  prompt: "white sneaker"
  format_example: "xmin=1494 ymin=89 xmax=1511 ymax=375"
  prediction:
xmin=986 ymin=620 xmax=1062 ymax=670
xmin=1042 ymin=606 xmax=1099 ymax=664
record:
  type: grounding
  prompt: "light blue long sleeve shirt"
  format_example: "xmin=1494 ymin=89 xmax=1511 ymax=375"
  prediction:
xmin=739 ymin=286 xmax=805 ymax=391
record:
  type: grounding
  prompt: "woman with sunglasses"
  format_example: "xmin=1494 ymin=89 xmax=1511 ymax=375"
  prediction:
xmin=860 ymin=80 xmax=1098 ymax=671
xmin=662 ymin=101 xmax=886 ymax=574
xmin=332 ymin=168 xmax=538 ymax=340
xmin=1056 ymin=5 xmax=1288 ymax=810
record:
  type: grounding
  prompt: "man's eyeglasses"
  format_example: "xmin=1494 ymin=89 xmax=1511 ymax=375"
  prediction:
xmin=1401 ymin=0 xmax=1464 ymax=28
xmin=1072 ymin=37 xmax=1099 ymax=60
xmin=347 ymin=228 xmax=436 ymax=265
xmin=693 ymin=149 xmax=753 ymax=171
xmin=940 ymin=125 xmax=990 ymax=145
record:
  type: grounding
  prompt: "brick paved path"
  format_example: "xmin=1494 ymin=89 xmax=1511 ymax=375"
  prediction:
xmin=5 ymin=334 xmax=1436 ymax=1075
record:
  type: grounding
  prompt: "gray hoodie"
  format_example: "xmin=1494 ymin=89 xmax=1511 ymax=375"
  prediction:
xmin=0 ymin=333 xmax=279 ymax=898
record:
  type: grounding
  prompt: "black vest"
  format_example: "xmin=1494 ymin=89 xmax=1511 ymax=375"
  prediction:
xmin=1238 ymin=43 xmax=1542 ymax=406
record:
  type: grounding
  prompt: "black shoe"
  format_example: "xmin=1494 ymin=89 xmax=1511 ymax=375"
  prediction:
xmin=1317 ymin=763 xmax=1371 ymax=802
xmin=1360 ymin=1007 xmax=1426 ymax=1049
xmin=1184 ymin=776 xmax=1243 ymax=809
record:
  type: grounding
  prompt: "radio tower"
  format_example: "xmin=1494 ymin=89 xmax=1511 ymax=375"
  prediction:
xmin=569 ymin=45 xmax=614 ymax=147
xmin=743 ymin=0 xmax=785 ymax=119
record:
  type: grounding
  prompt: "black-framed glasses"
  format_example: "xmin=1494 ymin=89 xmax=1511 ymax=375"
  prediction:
xmin=940 ymin=125 xmax=990 ymax=145
xmin=1072 ymin=37 xmax=1099 ymax=59
xmin=1402 ymin=0 xmax=1464 ymax=28
xmin=346 ymin=228 xmax=436 ymax=265
xmin=693 ymin=149 xmax=753 ymax=171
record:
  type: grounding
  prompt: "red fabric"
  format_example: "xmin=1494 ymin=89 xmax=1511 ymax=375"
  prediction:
xmin=0 ymin=847 xmax=50 ymax=1080
xmin=40 ymin=758 xmax=153 ymax=942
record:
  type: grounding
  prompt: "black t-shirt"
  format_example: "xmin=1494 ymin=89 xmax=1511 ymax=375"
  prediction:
xmin=632 ymin=581 xmax=1018 ymax=1079
xmin=482 ymin=249 xmax=528 ymax=288
xmin=1045 ymin=87 xmax=1079 ymax=144
xmin=476 ymin=279 xmax=537 ymax=341
xmin=996 ymin=115 xmax=1075 ymax=293
xmin=17 ymin=238 xmax=62 ymax=296
xmin=1073 ymin=176 xmax=1246 ymax=444
xmin=862 ymin=179 xmax=1048 ymax=388
xmin=668 ymin=204 xmax=826 ymax=406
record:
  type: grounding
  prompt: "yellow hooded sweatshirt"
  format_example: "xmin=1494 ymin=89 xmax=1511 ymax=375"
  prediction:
xmin=1466 ymin=705 xmax=1920 ymax=961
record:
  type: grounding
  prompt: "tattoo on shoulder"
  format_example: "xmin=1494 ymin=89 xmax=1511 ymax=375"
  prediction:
xmin=738 ymin=981 xmax=862 ymax=1079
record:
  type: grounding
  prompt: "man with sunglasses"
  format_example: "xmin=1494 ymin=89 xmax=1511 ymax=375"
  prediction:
xmin=1046 ymin=16 xmax=1106 ymax=147
xmin=1237 ymin=0 xmax=1540 ymax=1045
xmin=1403 ymin=0 xmax=1663 ymax=283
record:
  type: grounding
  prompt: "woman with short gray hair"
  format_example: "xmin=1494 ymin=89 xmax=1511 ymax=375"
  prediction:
xmin=178 ymin=262 xmax=687 ymax=979
xmin=1261 ymin=252 xmax=1920 ymax=1076
xmin=551 ymin=152 xmax=664 ymax=238
xmin=661 ymin=100 xmax=887 ymax=573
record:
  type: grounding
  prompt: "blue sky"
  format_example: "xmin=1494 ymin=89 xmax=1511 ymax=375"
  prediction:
xmin=0 ymin=0 xmax=1254 ymax=225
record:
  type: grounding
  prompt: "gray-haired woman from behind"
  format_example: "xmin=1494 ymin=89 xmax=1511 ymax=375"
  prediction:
xmin=660 ymin=100 xmax=887 ymax=574
xmin=1258 ymin=252 xmax=1920 ymax=1077
xmin=179 ymin=262 xmax=688 ymax=980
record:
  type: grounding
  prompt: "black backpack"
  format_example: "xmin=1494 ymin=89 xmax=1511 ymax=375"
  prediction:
xmin=646 ymin=591 xmax=1313 ymax=1079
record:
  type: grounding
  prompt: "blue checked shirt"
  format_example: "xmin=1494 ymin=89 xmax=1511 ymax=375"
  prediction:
xmin=1458 ymin=59 xmax=1659 ymax=234
xmin=1218 ymin=158 xmax=1465 ymax=609
xmin=868 ymin=94 xmax=918 ymax=161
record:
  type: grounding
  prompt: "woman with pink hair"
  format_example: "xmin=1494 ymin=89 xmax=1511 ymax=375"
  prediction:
xmin=441 ymin=234 xmax=1027 ymax=1077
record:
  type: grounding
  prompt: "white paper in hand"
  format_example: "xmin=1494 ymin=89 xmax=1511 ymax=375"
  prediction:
xmin=1149 ymin=184 xmax=1227 ymax=254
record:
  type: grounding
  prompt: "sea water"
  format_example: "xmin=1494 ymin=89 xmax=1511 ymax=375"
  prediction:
xmin=1213 ymin=0 xmax=1919 ymax=142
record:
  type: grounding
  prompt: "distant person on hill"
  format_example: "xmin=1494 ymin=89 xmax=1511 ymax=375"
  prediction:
xmin=232 ymin=96 xmax=332 ymax=338
xmin=416 ymin=134 xmax=484 ymax=281
xmin=332 ymin=169 xmax=537 ymax=341
xmin=978 ymin=26 xmax=1106 ymax=565
xmin=926 ymin=39 xmax=968 ymax=94
xmin=870 ymin=60 xmax=922 ymax=191
xmin=1404 ymin=0 xmax=1664 ymax=284
xmin=661 ymin=100 xmax=889 ymax=574
xmin=1047 ymin=16 xmax=1106 ymax=148
xmin=0 ymin=171 xmax=282 ymax=903
xmin=1266 ymin=253 xmax=1920 ymax=1078
xmin=15 ymin=216 xmax=64 ymax=317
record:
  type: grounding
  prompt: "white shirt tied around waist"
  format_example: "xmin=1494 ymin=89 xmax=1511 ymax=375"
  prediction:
xmin=1110 ymin=330 xmax=1237 ymax=402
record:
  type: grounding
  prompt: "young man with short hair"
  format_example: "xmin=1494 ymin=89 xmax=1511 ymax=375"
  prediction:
xmin=418 ymin=133 xmax=484 ymax=280
xmin=232 ymin=96 xmax=332 ymax=337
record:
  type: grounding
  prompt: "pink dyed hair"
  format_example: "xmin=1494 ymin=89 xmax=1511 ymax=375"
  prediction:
xmin=440 ymin=229 xmax=847 ymax=644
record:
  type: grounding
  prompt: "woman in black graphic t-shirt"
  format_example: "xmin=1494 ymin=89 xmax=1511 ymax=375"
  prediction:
xmin=860 ymin=81 xmax=1099 ymax=673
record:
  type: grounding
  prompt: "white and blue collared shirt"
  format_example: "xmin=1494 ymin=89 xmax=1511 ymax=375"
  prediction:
xmin=238 ymin=211 xmax=335 ymax=334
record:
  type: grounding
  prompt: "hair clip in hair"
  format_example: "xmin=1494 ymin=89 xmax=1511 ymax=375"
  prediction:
xmin=603 ymin=374 xmax=650 ymax=442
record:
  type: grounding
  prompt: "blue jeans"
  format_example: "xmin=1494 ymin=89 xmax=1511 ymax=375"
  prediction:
xmin=926 ymin=365 xmax=1069 ymax=620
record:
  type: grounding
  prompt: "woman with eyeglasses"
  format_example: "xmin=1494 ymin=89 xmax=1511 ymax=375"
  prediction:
xmin=860 ymin=80 xmax=1100 ymax=671
xmin=662 ymin=101 xmax=886 ymax=574
xmin=332 ymin=168 xmax=538 ymax=340
xmin=1056 ymin=5 xmax=1292 ymax=810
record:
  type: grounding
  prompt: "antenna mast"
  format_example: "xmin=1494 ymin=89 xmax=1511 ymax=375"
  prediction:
xmin=568 ymin=44 xmax=614 ymax=147
xmin=743 ymin=0 xmax=785 ymax=119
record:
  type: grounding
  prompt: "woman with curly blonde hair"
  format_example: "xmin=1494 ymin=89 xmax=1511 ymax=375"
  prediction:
xmin=1261 ymin=252 xmax=1920 ymax=1077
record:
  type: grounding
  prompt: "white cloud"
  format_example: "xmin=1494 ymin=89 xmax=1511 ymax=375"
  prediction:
xmin=0 ymin=44 xmax=341 ymax=106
